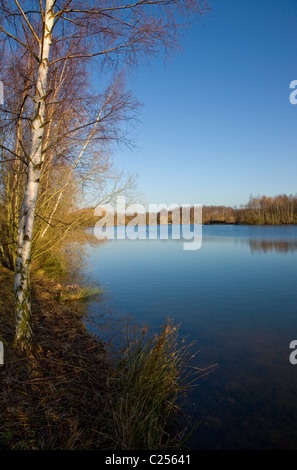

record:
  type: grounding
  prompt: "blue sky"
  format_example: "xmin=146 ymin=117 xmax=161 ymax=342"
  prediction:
xmin=111 ymin=0 xmax=297 ymax=208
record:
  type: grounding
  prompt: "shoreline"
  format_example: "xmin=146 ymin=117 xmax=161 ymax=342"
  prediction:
xmin=0 ymin=266 xmax=193 ymax=450
xmin=0 ymin=266 xmax=110 ymax=449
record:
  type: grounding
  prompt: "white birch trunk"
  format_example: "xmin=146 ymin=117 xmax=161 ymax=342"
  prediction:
xmin=14 ymin=0 xmax=55 ymax=351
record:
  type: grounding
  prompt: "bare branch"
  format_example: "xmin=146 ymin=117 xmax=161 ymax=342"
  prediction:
xmin=13 ymin=0 xmax=41 ymax=44
xmin=0 ymin=24 xmax=39 ymax=61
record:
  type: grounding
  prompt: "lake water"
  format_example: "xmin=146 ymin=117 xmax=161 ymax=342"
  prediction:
xmin=81 ymin=225 xmax=297 ymax=450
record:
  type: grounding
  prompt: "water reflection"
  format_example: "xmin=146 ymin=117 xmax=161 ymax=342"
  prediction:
xmin=249 ymin=238 xmax=297 ymax=254
xmin=87 ymin=224 xmax=297 ymax=255
xmin=80 ymin=225 xmax=297 ymax=449
xmin=203 ymin=235 xmax=297 ymax=254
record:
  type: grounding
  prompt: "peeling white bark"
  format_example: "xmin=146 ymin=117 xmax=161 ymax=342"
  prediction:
xmin=14 ymin=0 xmax=55 ymax=351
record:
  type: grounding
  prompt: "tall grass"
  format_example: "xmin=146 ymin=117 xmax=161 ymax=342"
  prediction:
xmin=0 ymin=266 xmax=214 ymax=450
xmin=102 ymin=320 xmax=211 ymax=450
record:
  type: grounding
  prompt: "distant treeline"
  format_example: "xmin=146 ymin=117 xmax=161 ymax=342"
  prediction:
xmin=201 ymin=194 xmax=297 ymax=225
xmin=196 ymin=194 xmax=297 ymax=224
xmin=78 ymin=194 xmax=297 ymax=226
xmin=236 ymin=194 xmax=297 ymax=225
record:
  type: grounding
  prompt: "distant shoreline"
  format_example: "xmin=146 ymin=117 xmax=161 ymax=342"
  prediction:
xmin=88 ymin=222 xmax=297 ymax=227
xmin=79 ymin=194 xmax=297 ymax=227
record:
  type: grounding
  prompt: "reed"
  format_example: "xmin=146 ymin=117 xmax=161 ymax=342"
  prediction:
xmin=0 ymin=267 xmax=212 ymax=450
xmin=102 ymin=320 xmax=208 ymax=450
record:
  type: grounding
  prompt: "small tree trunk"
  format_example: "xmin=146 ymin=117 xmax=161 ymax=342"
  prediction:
xmin=14 ymin=0 xmax=54 ymax=352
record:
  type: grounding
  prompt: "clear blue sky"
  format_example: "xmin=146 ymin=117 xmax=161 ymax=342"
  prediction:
xmin=111 ymin=0 xmax=297 ymax=208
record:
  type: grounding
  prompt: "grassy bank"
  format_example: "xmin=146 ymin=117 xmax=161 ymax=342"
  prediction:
xmin=0 ymin=266 xmax=200 ymax=450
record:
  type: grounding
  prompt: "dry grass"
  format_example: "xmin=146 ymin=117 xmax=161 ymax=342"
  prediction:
xmin=100 ymin=321 xmax=213 ymax=450
xmin=0 ymin=267 xmax=109 ymax=449
xmin=0 ymin=266 xmax=209 ymax=450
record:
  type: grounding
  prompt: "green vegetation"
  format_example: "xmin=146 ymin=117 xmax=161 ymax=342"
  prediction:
xmin=57 ymin=285 xmax=103 ymax=303
xmin=102 ymin=321 xmax=210 ymax=450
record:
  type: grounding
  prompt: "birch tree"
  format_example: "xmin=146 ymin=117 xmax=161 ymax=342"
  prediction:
xmin=0 ymin=50 xmax=34 ymax=269
xmin=0 ymin=45 xmax=138 ymax=268
xmin=0 ymin=0 xmax=210 ymax=352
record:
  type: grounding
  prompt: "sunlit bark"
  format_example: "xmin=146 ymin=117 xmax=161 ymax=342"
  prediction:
xmin=14 ymin=0 xmax=55 ymax=352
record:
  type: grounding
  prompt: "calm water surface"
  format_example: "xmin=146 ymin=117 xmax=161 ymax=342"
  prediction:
xmin=81 ymin=225 xmax=297 ymax=449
